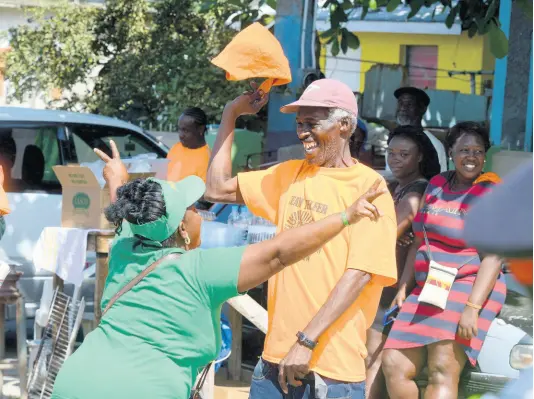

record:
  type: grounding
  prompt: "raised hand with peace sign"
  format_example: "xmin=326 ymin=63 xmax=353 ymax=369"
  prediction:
xmin=94 ymin=140 xmax=129 ymax=202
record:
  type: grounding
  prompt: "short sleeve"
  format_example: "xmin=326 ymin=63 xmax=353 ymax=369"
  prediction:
xmin=405 ymin=180 xmax=428 ymax=197
xmin=346 ymin=185 xmax=398 ymax=287
xmin=195 ymin=246 xmax=247 ymax=306
xmin=237 ymin=160 xmax=302 ymax=224
xmin=412 ymin=174 xmax=448 ymax=235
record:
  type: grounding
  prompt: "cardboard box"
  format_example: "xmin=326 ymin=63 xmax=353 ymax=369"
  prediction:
xmin=53 ymin=165 xmax=154 ymax=230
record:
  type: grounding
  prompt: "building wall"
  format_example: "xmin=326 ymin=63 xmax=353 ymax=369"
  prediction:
xmin=321 ymin=30 xmax=494 ymax=96
xmin=359 ymin=31 xmax=489 ymax=94
xmin=481 ymin=34 xmax=495 ymax=91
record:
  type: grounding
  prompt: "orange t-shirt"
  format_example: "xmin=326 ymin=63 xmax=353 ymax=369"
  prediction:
xmin=238 ymin=160 xmax=397 ymax=382
xmin=166 ymin=143 xmax=211 ymax=183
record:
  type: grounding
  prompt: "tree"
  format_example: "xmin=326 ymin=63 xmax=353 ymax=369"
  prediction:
xmin=321 ymin=0 xmax=520 ymax=59
xmin=206 ymin=0 xmax=532 ymax=59
xmin=5 ymin=0 xmax=247 ymax=125
xmin=6 ymin=4 xmax=98 ymax=106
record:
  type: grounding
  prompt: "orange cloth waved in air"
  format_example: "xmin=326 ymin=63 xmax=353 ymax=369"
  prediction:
xmin=237 ymin=160 xmax=398 ymax=382
xmin=211 ymin=22 xmax=292 ymax=93
xmin=166 ymin=143 xmax=211 ymax=183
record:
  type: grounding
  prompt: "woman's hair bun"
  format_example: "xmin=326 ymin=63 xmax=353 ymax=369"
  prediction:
xmin=104 ymin=178 xmax=166 ymax=227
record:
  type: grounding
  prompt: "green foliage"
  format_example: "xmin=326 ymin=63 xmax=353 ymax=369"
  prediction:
xmin=210 ymin=0 xmax=514 ymax=59
xmin=320 ymin=0 xmax=511 ymax=59
xmin=6 ymin=3 xmax=98 ymax=103
xmin=6 ymin=0 xmax=247 ymax=125
xmin=488 ymin=19 xmax=509 ymax=59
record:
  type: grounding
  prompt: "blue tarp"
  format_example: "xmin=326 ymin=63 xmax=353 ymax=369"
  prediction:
xmin=214 ymin=313 xmax=232 ymax=372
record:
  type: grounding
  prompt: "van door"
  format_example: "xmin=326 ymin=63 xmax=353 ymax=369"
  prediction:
xmin=0 ymin=124 xmax=64 ymax=318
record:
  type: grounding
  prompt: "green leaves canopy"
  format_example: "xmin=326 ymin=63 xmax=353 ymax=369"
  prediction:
xmin=6 ymin=0 xmax=247 ymax=125
xmin=320 ymin=0 xmax=511 ymax=59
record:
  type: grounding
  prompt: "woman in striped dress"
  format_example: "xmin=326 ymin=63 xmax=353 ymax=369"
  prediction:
xmin=366 ymin=126 xmax=440 ymax=399
xmin=381 ymin=122 xmax=506 ymax=399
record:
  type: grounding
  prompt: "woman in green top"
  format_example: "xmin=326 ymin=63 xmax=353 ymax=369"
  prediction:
xmin=51 ymin=141 xmax=386 ymax=399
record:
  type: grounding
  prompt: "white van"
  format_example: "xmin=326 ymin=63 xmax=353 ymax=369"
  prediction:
xmin=0 ymin=107 xmax=169 ymax=333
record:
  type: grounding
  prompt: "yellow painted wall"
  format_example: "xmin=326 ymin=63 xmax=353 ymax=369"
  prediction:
xmin=319 ymin=31 xmax=494 ymax=95
xmin=359 ymin=31 xmax=490 ymax=94
xmin=481 ymin=35 xmax=495 ymax=90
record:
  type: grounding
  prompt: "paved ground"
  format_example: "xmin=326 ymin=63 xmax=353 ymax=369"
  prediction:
xmin=0 ymin=350 xmax=21 ymax=398
xmin=214 ymin=374 xmax=250 ymax=399
xmin=0 ymin=347 xmax=251 ymax=399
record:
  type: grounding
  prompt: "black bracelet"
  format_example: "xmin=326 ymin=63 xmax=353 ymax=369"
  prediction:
xmin=296 ymin=331 xmax=318 ymax=350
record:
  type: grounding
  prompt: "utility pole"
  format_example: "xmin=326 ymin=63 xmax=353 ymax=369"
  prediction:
xmin=265 ymin=0 xmax=317 ymax=152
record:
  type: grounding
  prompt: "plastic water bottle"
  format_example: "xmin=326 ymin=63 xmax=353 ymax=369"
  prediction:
xmin=234 ymin=208 xmax=251 ymax=244
xmin=227 ymin=206 xmax=244 ymax=245
xmin=239 ymin=208 xmax=252 ymax=225
xmin=227 ymin=206 xmax=240 ymax=226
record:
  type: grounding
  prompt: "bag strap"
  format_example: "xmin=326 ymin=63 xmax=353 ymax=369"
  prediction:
xmin=423 ymin=225 xmax=478 ymax=268
xmin=102 ymin=252 xmax=181 ymax=317
xmin=190 ymin=363 xmax=213 ymax=398
xmin=422 ymin=225 xmax=433 ymax=262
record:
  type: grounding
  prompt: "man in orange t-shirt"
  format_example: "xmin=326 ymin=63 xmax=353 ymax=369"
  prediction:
xmin=206 ymin=79 xmax=397 ymax=398
xmin=167 ymin=107 xmax=211 ymax=182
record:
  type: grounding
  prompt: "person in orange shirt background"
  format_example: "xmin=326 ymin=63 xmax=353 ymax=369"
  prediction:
xmin=0 ymin=163 xmax=10 ymax=241
xmin=206 ymin=79 xmax=398 ymax=399
xmin=167 ymin=107 xmax=211 ymax=183
xmin=0 ymin=134 xmax=13 ymax=240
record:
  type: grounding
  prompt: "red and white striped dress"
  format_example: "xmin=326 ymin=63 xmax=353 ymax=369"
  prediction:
xmin=384 ymin=172 xmax=507 ymax=365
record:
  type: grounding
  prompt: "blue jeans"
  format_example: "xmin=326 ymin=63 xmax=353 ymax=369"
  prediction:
xmin=249 ymin=358 xmax=366 ymax=399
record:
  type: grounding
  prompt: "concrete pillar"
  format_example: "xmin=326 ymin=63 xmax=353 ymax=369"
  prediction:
xmin=498 ymin=3 xmax=533 ymax=150
xmin=265 ymin=0 xmax=316 ymax=153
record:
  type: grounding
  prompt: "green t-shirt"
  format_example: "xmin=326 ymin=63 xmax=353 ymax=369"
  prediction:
xmin=52 ymin=237 xmax=245 ymax=399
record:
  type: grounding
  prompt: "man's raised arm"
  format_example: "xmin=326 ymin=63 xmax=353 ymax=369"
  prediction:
xmin=205 ymin=86 xmax=268 ymax=204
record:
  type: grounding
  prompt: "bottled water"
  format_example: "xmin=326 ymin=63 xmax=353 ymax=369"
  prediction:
xmin=239 ymin=208 xmax=252 ymax=226
xmin=198 ymin=210 xmax=216 ymax=221
xmin=246 ymin=214 xmax=276 ymax=244
xmin=227 ymin=206 xmax=247 ymax=245
xmin=225 ymin=206 xmax=277 ymax=245
xmin=233 ymin=208 xmax=251 ymax=244
xmin=227 ymin=206 xmax=240 ymax=226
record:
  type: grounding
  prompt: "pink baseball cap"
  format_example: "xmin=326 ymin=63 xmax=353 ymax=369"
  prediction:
xmin=280 ymin=79 xmax=358 ymax=116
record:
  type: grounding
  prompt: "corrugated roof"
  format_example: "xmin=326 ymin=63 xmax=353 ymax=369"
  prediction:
xmin=316 ymin=3 xmax=460 ymax=25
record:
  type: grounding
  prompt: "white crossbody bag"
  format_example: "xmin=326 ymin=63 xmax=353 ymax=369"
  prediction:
xmin=418 ymin=226 xmax=476 ymax=310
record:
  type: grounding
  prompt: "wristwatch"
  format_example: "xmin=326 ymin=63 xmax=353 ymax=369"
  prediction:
xmin=296 ymin=331 xmax=318 ymax=350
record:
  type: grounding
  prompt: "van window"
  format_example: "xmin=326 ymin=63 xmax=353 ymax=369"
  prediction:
xmin=68 ymin=124 xmax=165 ymax=164
xmin=0 ymin=127 xmax=61 ymax=192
